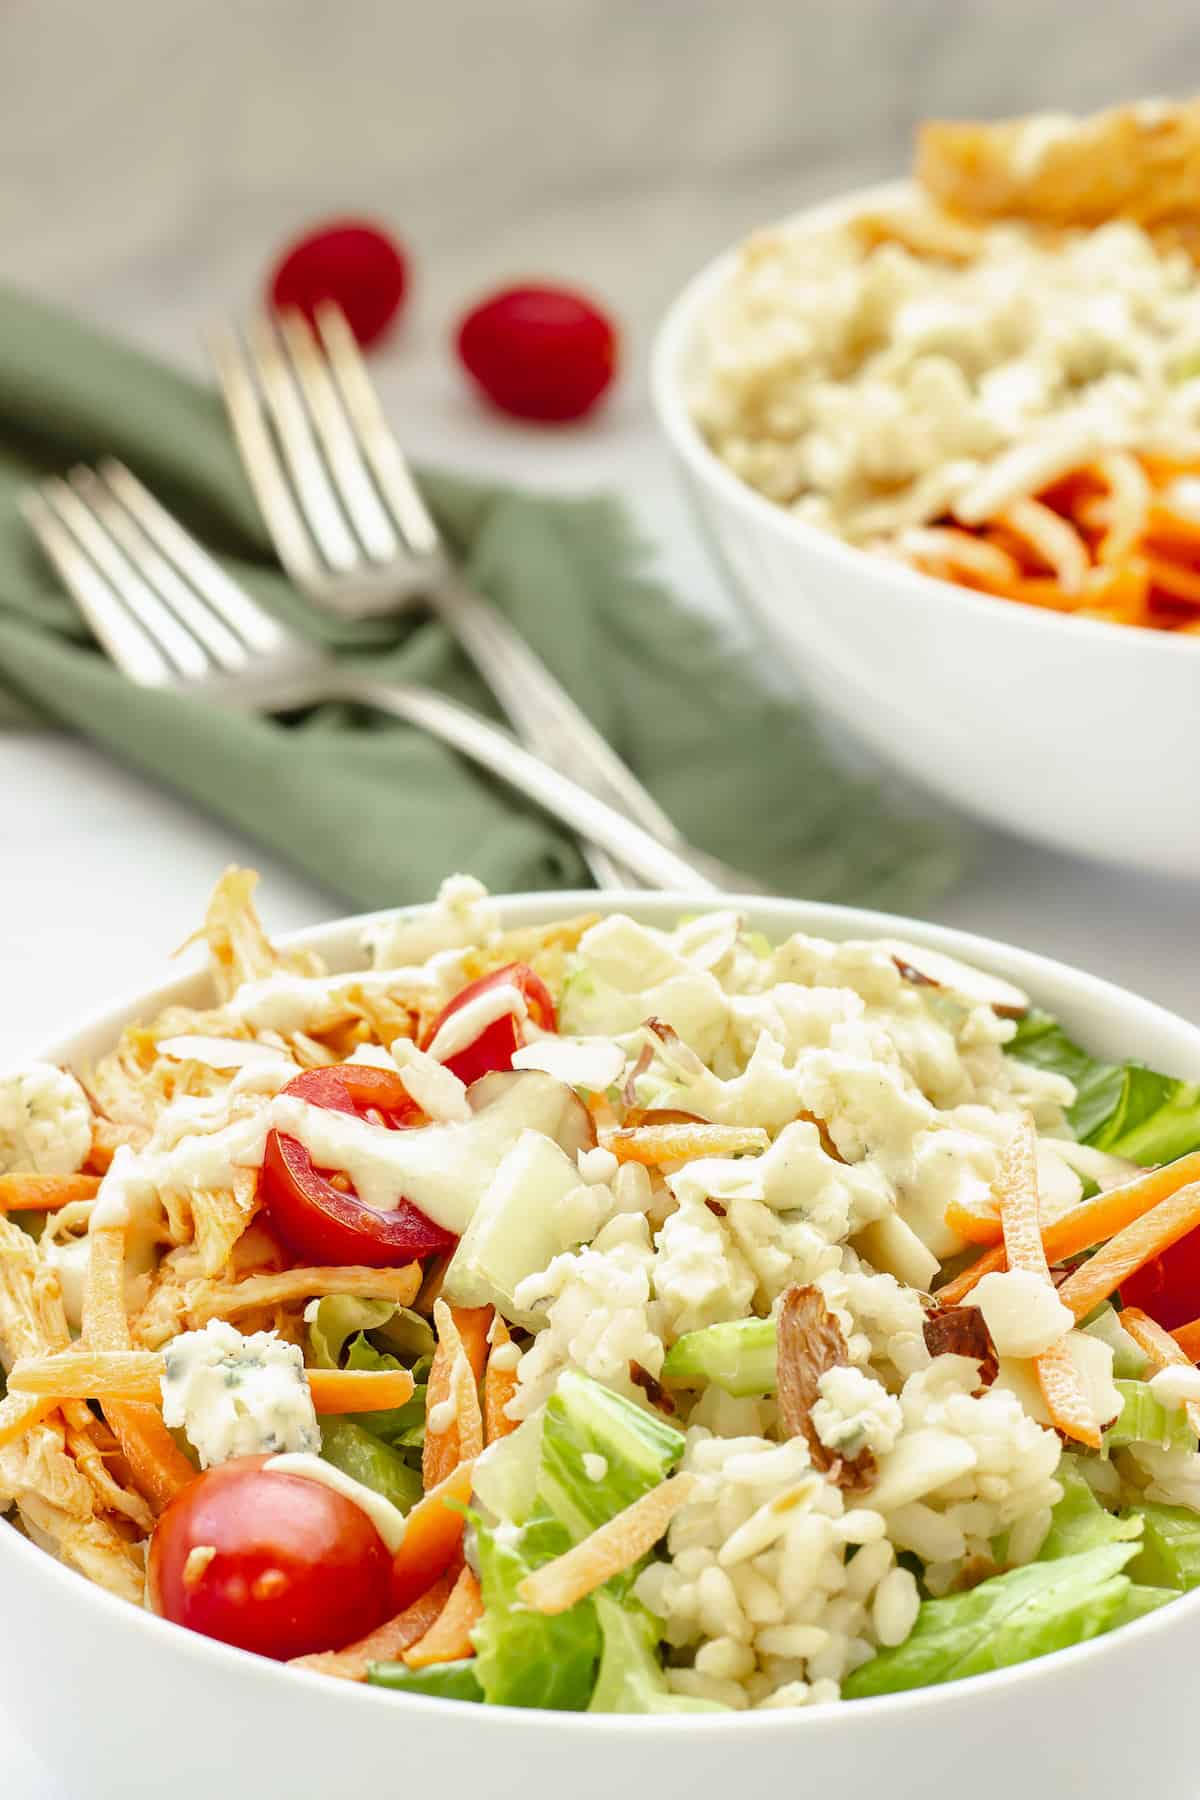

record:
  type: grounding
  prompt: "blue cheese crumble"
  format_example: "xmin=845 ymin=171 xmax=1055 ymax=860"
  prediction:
xmin=160 ymin=1320 xmax=320 ymax=1468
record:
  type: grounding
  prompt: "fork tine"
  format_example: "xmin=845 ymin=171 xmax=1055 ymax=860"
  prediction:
xmin=21 ymin=489 xmax=174 ymax=686
xmin=50 ymin=475 xmax=211 ymax=680
xmin=275 ymin=309 xmax=400 ymax=564
xmin=209 ymin=322 xmax=325 ymax=587
xmin=314 ymin=302 xmax=441 ymax=560
xmin=97 ymin=461 xmax=288 ymax=656
xmin=245 ymin=314 xmax=359 ymax=573
xmin=70 ymin=468 xmax=248 ymax=673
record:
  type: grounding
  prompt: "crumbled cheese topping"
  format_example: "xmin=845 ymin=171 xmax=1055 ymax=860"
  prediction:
xmin=0 ymin=1063 xmax=92 ymax=1176
xmin=160 ymin=1321 xmax=320 ymax=1468
xmin=972 ymin=1268 xmax=1074 ymax=1359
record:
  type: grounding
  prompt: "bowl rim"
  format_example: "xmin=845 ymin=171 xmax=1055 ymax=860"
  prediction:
xmin=6 ymin=886 xmax=1200 ymax=1737
xmin=650 ymin=176 xmax=1200 ymax=660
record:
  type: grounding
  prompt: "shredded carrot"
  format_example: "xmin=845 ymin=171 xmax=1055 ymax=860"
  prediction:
xmin=518 ymin=1473 xmax=696 ymax=1615
xmin=1093 ymin=452 xmax=1151 ymax=563
xmin=883 ymin=452 xmax=1200 ymax=634
xmin=1056 ymin=1181 xmax=1200 ymax=1322
xmin=402 ymin=1566 xmax=483 ymax=1668
xmin=603 ymin=1122 xmax=769 ymax=1168
xmin=1120 ymin=1307 xmax=1200 ymax=1437
xmin=83 ymin=1222 xmax=195 ymax=1511
xmin=995 ymin=498 xmax=1090 ymax=594
xmin=305 ymin=1366 xmax=415 ymax=1415
xmin=1171 ymin=1317 xmax=1200 ymax=1363
xmin=944 ymin=1197 xmax=1003 ymax=1246
xmin=483 ymin=1317 xmax=519 ymax=1443
xmin=422 ymin=1301 xmax=484 ymax=1490
xmin=291 ymin=1568 xmax=458 ymax=1681
xmin=451 ymin=1305 xmax=494 ymax=1386
xmin=997 ymin=1118 xmax=1101 ymax=1448
xmin=390 ymin=1458 xmax=477 ymax=1612
xmin=8 ymin=1349 xmax=413 ymax=1417
xmin=0 ymin=1392 xmax=58 ymax=1451
xmin=0 ymin=1173 xmax=101 ymax=1212
xmin=937 ymin=1150 xmax=1200 ymax=1304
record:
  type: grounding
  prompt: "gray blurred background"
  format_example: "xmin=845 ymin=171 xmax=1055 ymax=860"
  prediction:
xmin=4 ymin=0 xmax=1197 ymax=391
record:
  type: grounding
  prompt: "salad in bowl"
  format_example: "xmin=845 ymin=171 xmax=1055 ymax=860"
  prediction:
xmin=3 ymin=871 xmax=1200 ymax=1721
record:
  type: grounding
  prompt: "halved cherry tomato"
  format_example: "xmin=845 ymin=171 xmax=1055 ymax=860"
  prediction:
xmin=259 ymin=1065 xmax=456 ymax=1267
xmin=148 ymin=1456 xmax=394 ymax=1661
xmin=421 ymin=963 xmax=556 ymax=1086
xmin=1122 ymin=1225 xmax=1200 ymax=1331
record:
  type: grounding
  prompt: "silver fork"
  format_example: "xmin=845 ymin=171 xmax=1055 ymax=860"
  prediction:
xmin=209 ymin=303 xmax=706 ymax=892
xmin=19 ymin=460 xmax=740 ymax=896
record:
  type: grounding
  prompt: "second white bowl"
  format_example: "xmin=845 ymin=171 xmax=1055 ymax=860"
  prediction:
xmin=651 ymin=182 xmax=1200 ymax=879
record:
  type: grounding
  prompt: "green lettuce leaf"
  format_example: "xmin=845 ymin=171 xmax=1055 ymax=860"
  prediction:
xmin=306 ymin=1296 xmax=401 ymax=1369
xmin=472 ymin=1513 xmax=601 ymax=1710
xmin=1112 ymin=1585 xmax=1175 ymax=1627
xmin=367 ymin=1658 xmax=483 ymax=1702
xmin=1038 ymin=1456 xmax=1143 ymax=1561
xmin=340 ymin=1334 xmax=428 ymax=1447
xmin=319 ymin=1418 xmax=423 ymax=1513
xmin=539 ymin=1370 xmax=685 ymax=1541
xmin=588 ymin=1592 xmax=724 ymax=1714
xmin=1126 ymin=1503 xmax=1200 ymax=1592
xmin=843 ymin=1544 xmax=1139 ymax=1698
xmin=1006 ymin=1012 xmax=1200 ymax=1162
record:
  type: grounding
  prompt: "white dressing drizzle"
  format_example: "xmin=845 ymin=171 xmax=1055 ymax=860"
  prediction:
xmin=264 ymin=1453 xmax=408 ymax=1552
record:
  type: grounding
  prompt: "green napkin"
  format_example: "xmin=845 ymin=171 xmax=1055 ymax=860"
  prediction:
xmin=0 ymin=287 xmax=960 ymax=908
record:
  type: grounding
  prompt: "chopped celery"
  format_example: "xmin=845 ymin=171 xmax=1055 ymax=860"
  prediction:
xmin=1083 ymin=1307 xmax=1148 ymax=1381
xmin=1104 ymin=1380 xmax=1196 ymax=1452
xmin=588 ymin=1593 xmax=724 ymax=1714
xmin=539 ymin=1370 xmax=685 ymax=1541
xmin=1038 ymin=1456 xmax=1142 ymax=1561
xmin=442 ymin=1130 xmax=596 ymax=1327
xmin=844 ymin=1544 xmax=1138 ymax=1697
xmin=1126 ymin=1503 xmax=1200 ymax=1592
xmin=319 ymin=1419 xmax=423 ymax=1513
xmin=367 ymin=1658 xmax=483 ymax=1702
xmin=661 ymin=1317 xmax=777 ymax=1396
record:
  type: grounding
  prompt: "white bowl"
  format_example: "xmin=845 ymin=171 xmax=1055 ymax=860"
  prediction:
xmin=651 ymin=182 xmax=1200 ymax=879
xmin=5 ymin=891 xmax=1200 ymax=1800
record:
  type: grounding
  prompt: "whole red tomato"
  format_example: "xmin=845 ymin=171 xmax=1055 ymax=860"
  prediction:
xmin=456 ymin=284 xmax=618 ymax=422
xmin=148 ymin=1457 xmax=394 ymax=1661
xmin=268 ymin=219 xmax=408 ymax=348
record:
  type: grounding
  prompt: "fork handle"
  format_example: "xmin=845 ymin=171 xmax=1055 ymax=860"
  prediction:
xmin=433 ymin=574 xmax=757 ymax=892
xmin=273 ymin=669 xmax=723 ymax=894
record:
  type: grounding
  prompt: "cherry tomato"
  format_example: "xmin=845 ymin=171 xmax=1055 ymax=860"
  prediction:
xmin=421 ymin=962 xmax=557 ymax=1085
xmin=1121 ymin=1225 xmax=1200 ymax=1332
xmin=455 ymin=284 xmax=618 ymax=422
xmin=268 ymin=219 xmax=408 ymax=349
xmin=259 ymin=1065 xmax=456 ymax=1267
xmin=148 ymin=1456 xmax=394 ymax=1661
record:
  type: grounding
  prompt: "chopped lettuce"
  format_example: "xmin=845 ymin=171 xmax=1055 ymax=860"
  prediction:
xmin=306 ymin=1296 xmax=402 ymax=1369
xmin=1112 ymin=1584 xmax=1175 ymax=1627
xmin=843 ymin=1544 xmax=1139 ymax=1698
xmin=340 ymin=1334 xmax=428 ymax=1448
xmin=472 ymin=1513 xmax=601 ymax=1710
xmin=367 ymin=1658 xmax=484 ymax=1702
xmin=319 ymin=1418 xmax=423 ymax=1513
xmin=539 ymin=1370 xmax=685 ymax=1540
xmin=1104 ymin=1380 xmax=1196 ymax=1453
xmin=1126 ymin=1503 xmax=1200 ymax=1592
xmin=1038 ymin=1456 xmax=1143 ymax=1561
xmin=1006 ymin=1012 xmax=1200 ymax=1162
xmin=588 ymin=1592 xmax=723 ymax=1714
xmin=473 ymin=1411 xmax=544 ymax=1527
xmin=661 ymin=1317 xmax=777 ymax=1396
